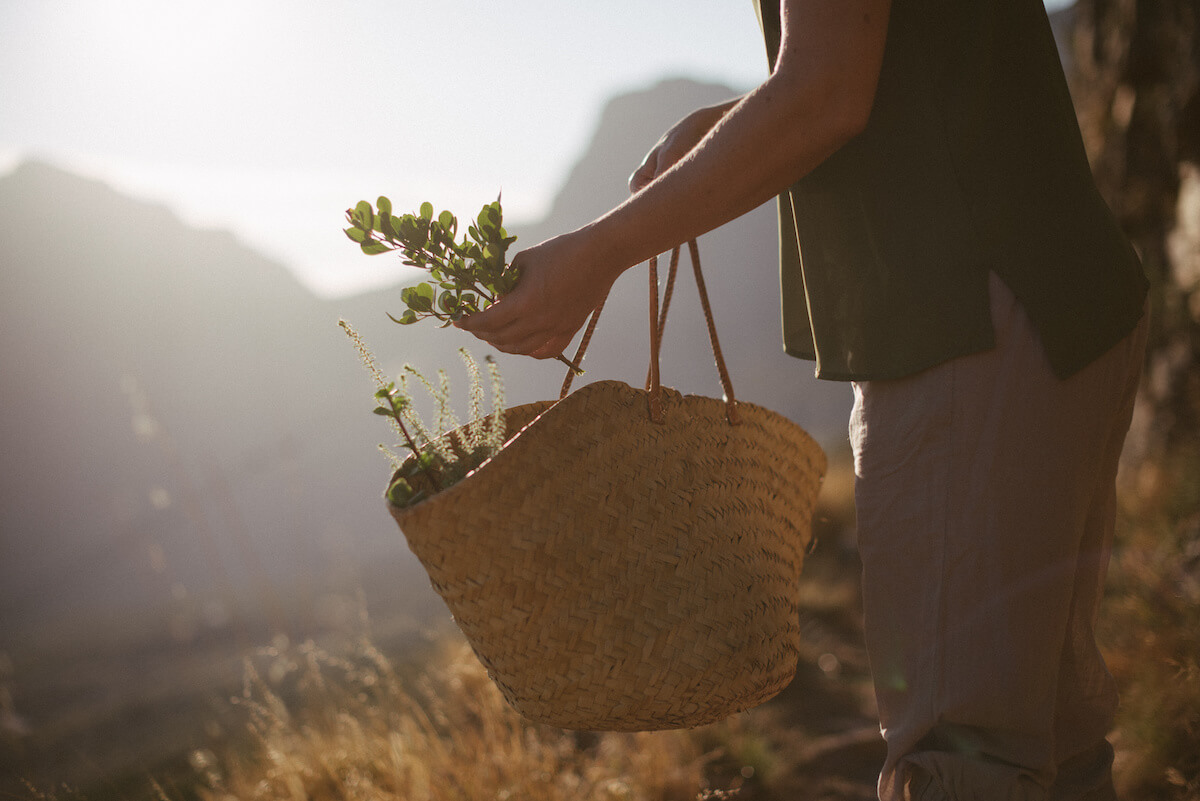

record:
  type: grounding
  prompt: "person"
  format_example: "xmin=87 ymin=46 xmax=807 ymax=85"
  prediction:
xmin=458 ymin=0 xmax=1149 ymax=798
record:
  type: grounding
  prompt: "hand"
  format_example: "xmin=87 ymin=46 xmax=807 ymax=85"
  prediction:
xmin=455 ymin=227 xmax=619 ymax=361
xmin=629 ymin=99 xmax=740 ymax=193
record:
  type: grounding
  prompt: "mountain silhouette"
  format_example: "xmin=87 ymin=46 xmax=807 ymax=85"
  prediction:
xmin=0 ymin=75 xmax=856 ymax=789
xmin=1 ymin=161 xmax=393 ymax=646
xmin=0 ymin=11 xmax=1085 ymax=779
xmin=0 ymin=72 xmax=850 ymax=688
xmin=511 ymin=77 xmax=851 ymax=436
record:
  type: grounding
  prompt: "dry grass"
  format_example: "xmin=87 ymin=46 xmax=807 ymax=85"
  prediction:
xmin=1104 ymin=447 xmax=1200 ymax=800
xmin=182 ymin=460 xmax=875 ymax=801
xmin=34 ymin=444 xmax=1196 ymax=801
xmin=189 ymin=632 xmax=776 ymax=801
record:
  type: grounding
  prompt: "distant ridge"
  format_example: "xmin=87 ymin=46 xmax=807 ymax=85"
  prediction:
xmin=0 ymin=77 xmax=850 ymax=652
xmin=0 ymin=77 xmax=853 ymax=785
xmin=524 ymin=77 xmax=746 ymax=240
xmin=0 ymin=75 xmax=857 ymax=790
xmin=507 ymin=76 xmax=851 ymax=445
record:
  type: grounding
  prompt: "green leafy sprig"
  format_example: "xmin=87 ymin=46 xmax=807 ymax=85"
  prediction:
xmin=341 ymin=319 xmax=507 ymax=508
xmin=343 ymin=196 xmax=581 ymax=375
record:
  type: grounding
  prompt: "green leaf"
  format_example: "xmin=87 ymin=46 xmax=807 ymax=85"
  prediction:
xmin=387 ymin=477 xmax=415 ymax=506
xmin=344 ymin=227 xmax=367 ymax=243
xmin=361 ymin=241 xmax=390 ymax=255
xmin=373 ymin=406 xmax=393 ymax=416
xmin=438 ymin=210 xmax=455 ymax=231
xmin=379 ymin=212 xmax=396 ymax=239
xmin=398 ymin=215 xmax=424 ymax=246
xmin=387 ymin=309 xmax=420 ymax=325
xmin=476 ymin=207 xmax=494 ymax=235
xmin=415 ymin=282 xmax=435 ymax=301
xmin=376 ymin=196 xmax=392 ymax=217
xmin=419 ymin=201 xmax=434 ymax=220
xmin=494 ymin=266 xmax=519 ymax=295
xmin=356 ymin=200 xmax=374 ymax=230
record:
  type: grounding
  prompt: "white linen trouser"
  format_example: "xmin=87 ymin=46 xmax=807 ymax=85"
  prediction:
xmin=850 ymin=273 xmax=1148 ymax=801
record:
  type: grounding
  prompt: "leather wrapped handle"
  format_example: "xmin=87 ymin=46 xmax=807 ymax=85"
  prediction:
xmin=559 ymin=241 xmax=740 ymax=426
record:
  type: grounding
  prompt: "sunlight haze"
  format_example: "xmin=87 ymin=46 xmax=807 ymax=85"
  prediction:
xmin=1 ymin=0 xmax=1075 ymax=296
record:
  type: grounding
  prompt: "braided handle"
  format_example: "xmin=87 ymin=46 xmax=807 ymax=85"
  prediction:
xmin=683 ymin=239 xmax=740 ymax=424
xmin=559 ymin=294 xmax=607 ymax=400
xmin=558 ymin=241 xmax=740 ymax=426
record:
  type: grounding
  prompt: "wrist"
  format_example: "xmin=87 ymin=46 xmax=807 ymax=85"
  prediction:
xmin=576 ymin=216 xmax=637 ymax=285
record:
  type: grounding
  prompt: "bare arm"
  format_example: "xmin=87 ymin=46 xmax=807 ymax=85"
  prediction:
xmin=458 ymin=0 xmax=892 ymax=360
xmin=628 ymin=97 xmax=743 ymax=194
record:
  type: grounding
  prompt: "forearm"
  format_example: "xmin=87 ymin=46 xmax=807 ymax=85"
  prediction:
xmin=455 ymin=0 xmax=890 ymax=360
xmin=586 ymin=70 xmax=867 ymax=281
xmin=628 ymin=95 xmax=745 ymax=193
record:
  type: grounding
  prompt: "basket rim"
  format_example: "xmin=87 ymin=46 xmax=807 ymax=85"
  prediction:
xmin=387 ymin=378 xmax=826 ymax=516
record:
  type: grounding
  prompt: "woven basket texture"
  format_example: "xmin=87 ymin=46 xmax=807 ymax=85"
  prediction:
xmin=388 ymin=378 xmax=826 ymax=731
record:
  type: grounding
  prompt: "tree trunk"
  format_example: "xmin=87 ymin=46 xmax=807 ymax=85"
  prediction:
xmin=1066 ymin=4 xmax=1200 ymax=797
xmin=1069 ymin=0 xmax=1200 ymax=463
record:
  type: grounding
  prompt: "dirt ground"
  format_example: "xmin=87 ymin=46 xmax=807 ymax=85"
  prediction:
xmin=753 ymin=531 xmax=885 ymax=801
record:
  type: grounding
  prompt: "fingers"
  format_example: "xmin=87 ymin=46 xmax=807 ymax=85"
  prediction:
xmin=457 ymin=300 xmax=578 ymax=362
xmin=455 ymin=295 xmax=549 ymax=354
xmin=454 ymin=247 xmax=550 ymax=353
xmin=466 ymin=321 xmax=563 ymax=361
xmin=454 ymin=299 xmax=506 ymax=335
xmin=529 ymin=333 xmax=577 ymax=361
xmin=629 ymin=150 xmax=659 ymax=193
xmin=454 ymin=232 xmax=600 ymax=362
xmin=456 ymin=279 xmax=528 ymax=335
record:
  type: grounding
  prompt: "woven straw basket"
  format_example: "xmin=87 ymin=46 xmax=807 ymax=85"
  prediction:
xmin=388 ymin=242 xmax=826 ymax=731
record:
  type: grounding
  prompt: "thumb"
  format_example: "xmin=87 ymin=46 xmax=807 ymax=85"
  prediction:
xmin=455 ymin=287 xmax=523 ymax=334
xmin=454 ymin=301 xmax=498 ymax=333
xmin=629 ymin=151 xmax=659 ymax=193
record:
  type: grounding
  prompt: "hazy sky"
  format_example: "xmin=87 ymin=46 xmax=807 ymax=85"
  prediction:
xmin=1 ymin=0 xmax=1074 ymax=297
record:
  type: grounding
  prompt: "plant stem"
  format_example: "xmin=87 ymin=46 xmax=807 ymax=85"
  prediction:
xmin=557 ymin=355 xmax=585 ymax=375
xmin=388 ymin=397 xmax=443 ymax=492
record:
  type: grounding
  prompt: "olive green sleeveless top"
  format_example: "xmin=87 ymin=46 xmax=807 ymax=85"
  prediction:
xmin=752 ymin=0 xmax=1147 ymax=380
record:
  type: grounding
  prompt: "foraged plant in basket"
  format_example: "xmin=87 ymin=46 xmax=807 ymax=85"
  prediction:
xmin=343 ymin=199 xmax=828 ymax=733
xmin=339 ymin=320 xmax=507 ymax=509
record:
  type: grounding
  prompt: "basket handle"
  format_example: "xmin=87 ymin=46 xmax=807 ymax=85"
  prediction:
xmin=559 ymin=240 xmax=740 ymax=426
